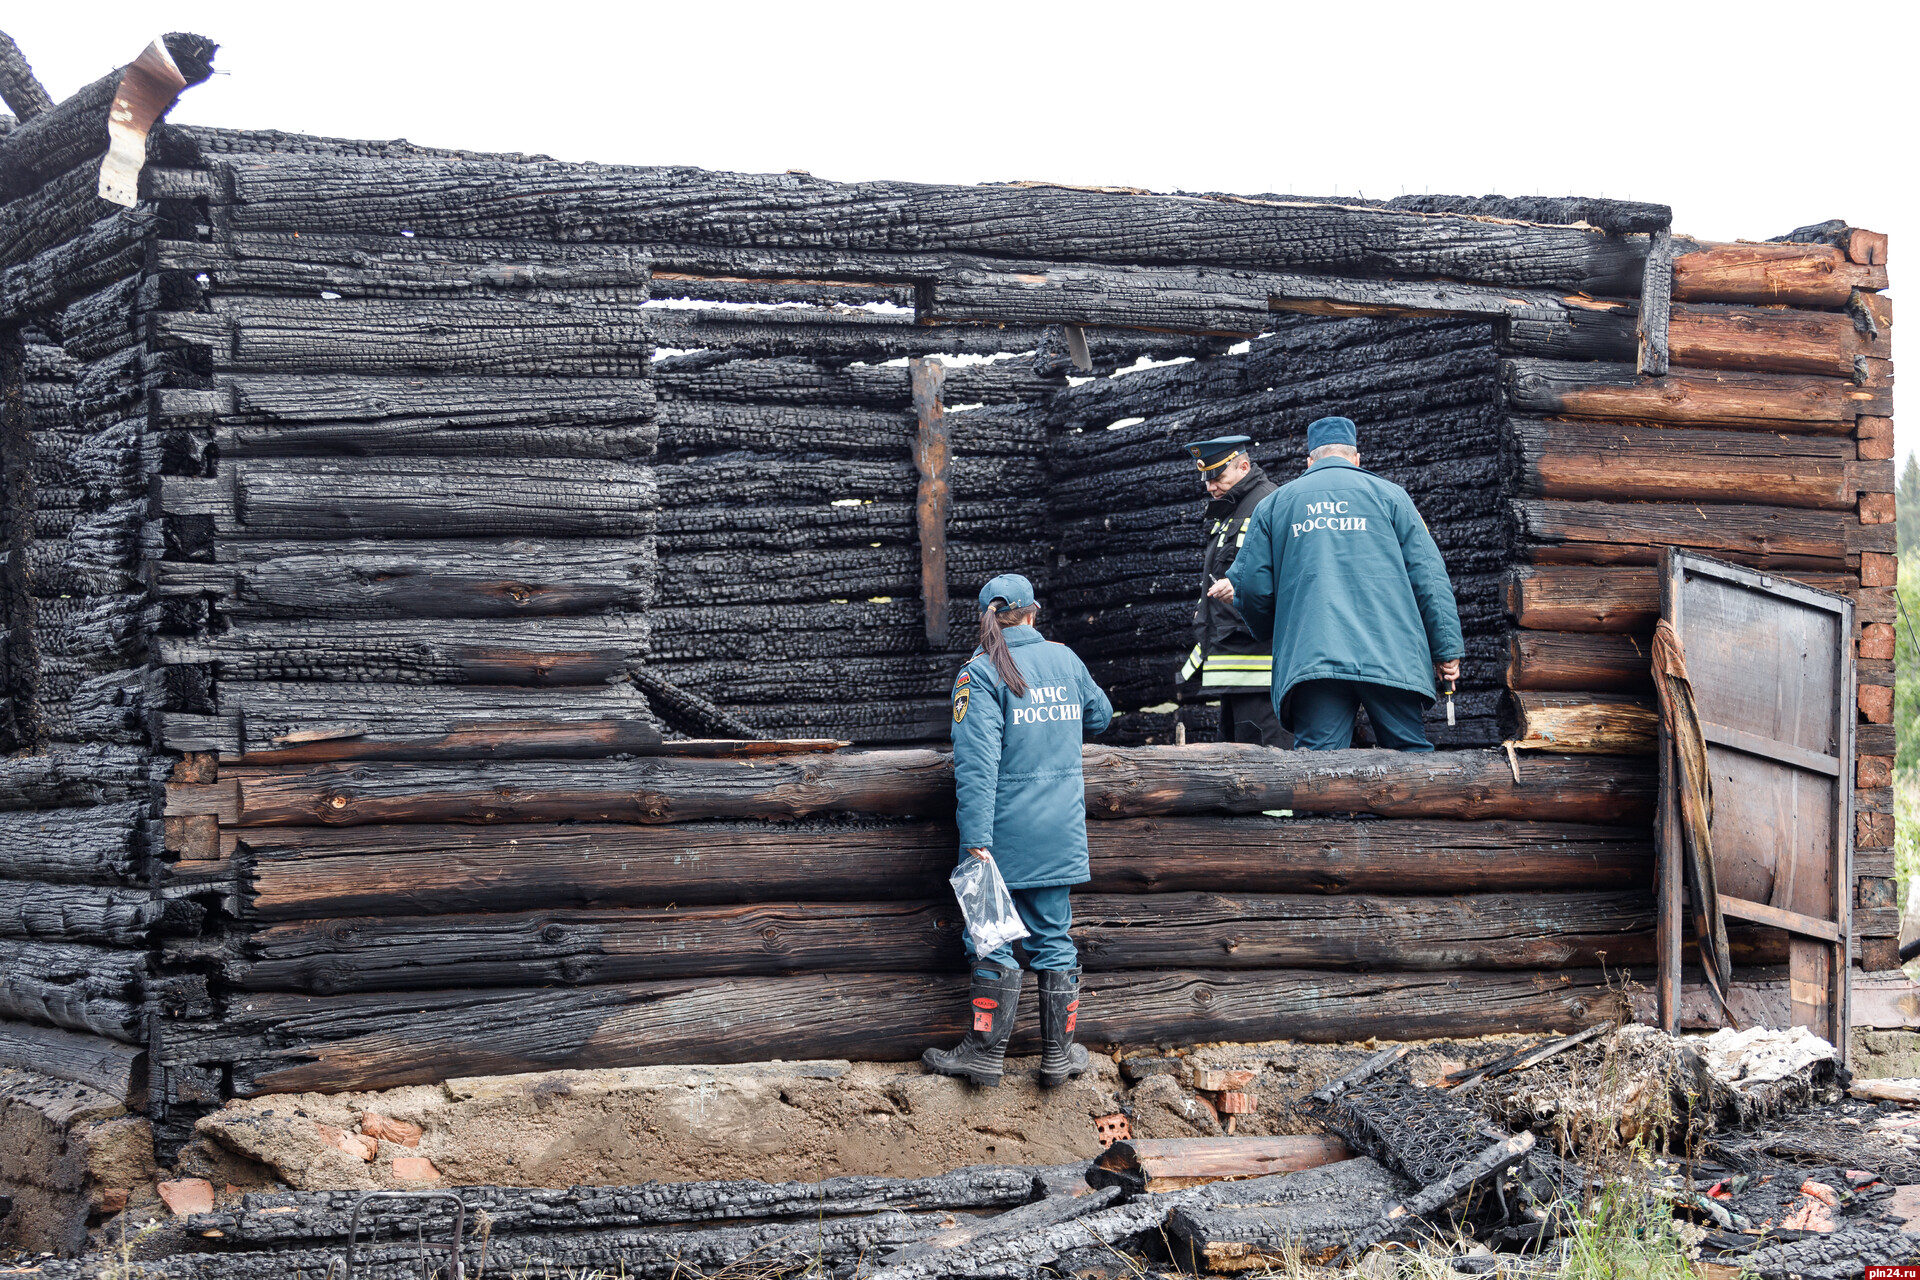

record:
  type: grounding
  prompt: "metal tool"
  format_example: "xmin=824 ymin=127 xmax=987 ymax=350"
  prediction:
xmin=327 ymin=1189 xmax=467 ymax=1280
xmin=1445 ymin=680 xmax=1455 ymax=727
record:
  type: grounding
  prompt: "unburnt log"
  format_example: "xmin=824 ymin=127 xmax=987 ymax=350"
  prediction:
xmin=187 ymin=1166 xmax=1044 ymax=1246
xmin=1507 ymin=419 xmax=1862 ymax=510
xmin=1501 ymin=692 xmax=1658 ymax=754
xmin=1506 ymin=631 xmax=1652 ymax=692
xmin=1502 ymin=358 xmax=1884 ymax=430
xmin=0 ymin=744 xmax=150 ymax=809
xmin=0 ymin=939 xmax=145 ymax=1040
xmin=0 ymin=802 xmax=148 ymax=883
xmin=155 ymin=616 xmax=650 ymax=686
xmin=151 ymin=298 xmax=654 ymax=376
xmin=1509 ymin=498 xmax=1883 ymax=569
xmin=1672 ymin=240 xmax=1888 ymax=306
xmin=1504 ymin=564 xmax=1860 ymax=632
xmin=217 ymin=746 xmax=1655 ymax=829
xmin=0 ymin=879 xmax=162 ymax=944
xmin=0 ymin=1019 xmax=146 ymax=1103
xmin=165 ymin=968 xmax=1622 ymax=1096
xmin=152 ymin=538 xmax=657 ymax=620
xmin=1668 ymin=301 xmax=1887 ymax=377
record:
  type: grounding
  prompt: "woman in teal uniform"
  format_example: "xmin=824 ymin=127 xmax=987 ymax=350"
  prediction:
xmin=922 ymin=573 xmax=1114 ymax=1088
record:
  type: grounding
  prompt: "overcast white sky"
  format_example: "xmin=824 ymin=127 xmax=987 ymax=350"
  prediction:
xmin=9 ymin=1 xmax=1914 ymax=460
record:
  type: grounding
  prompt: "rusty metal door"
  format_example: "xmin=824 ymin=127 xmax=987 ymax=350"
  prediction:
xmin=1659 ymin=549 xmax=1852 ymax=1054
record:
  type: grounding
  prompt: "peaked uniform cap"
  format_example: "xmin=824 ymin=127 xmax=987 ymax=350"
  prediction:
xmin=978 ymin=573 xmax=1037 ymax=613
xmin=1184 ymin=435 xmax=1254 ymax=472
xmin=1306 ymin=417 xmax=1358 ymax=450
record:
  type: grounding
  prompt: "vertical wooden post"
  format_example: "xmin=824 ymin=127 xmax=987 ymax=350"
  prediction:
xmin=1637 ymin=227 xmax=1673 ymax=377
xmin=910 ymin=358 xmax=951 ymax=648
xmin=1655 ymin=549 xmax=1682 ymax=1032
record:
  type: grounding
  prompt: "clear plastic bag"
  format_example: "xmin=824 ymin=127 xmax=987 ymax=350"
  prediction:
xmin=949 ymin=855 xmax=1030 ymax=957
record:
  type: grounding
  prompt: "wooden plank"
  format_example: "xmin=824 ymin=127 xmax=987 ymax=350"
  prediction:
xmin=1718 ymin=895 xmax=1844 ymax=943
xmin=910 ymin=358 xmax=951 ymax=647
xmin=1500 ymin=692 xmax=1657 ymax=754
xmin=234 ymin=816 xmax=1651 ymax=921
xmin=1637 ymin=228 xmax=1672 ymax=376
xmin=1090 ymin=1136 xmax=1354 ymax=1194
xmin=1699 ymin=720 xmax=1840 ymax=777
xmin=156 ymin=967 xmax=1623 ymax=1095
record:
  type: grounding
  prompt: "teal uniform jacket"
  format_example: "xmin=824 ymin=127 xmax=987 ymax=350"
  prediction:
xmin=950 ymin=626 xmax=1114 ymax=889
xmin=1226 ymin=456 xmax=1464 ymax=728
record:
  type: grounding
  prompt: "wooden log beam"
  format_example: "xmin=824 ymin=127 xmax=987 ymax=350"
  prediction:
xmin=1510 ymin=497 xmax=1887 ymax=569
xmin=149 ymin=538 xmax=657 ymax=621
xmin=0 ymin=880 xmax=162 ymax=944
xmin=225 ymin=816 xmax=1652 ymax=921
xmin=0 ymin=209 xmax=151 ymax=325
xmin=157 ymin=968 xmax=1625 ymax=1096
xmin=0 ymin=939 xmax=145 ymax=1040
xmin=0 ymin=745 xmax=150 ymax=809
xmin=1500 ymin=692 xmax=1658 ymax=755
xmin=1672 ymin=240 xmax=1889 ymax=307
xmin=152 ymin=373 xmax=656 ymax=429
xmin=208 ymin=157 xmax=1650 ymax=293
xmin=217 ymin=746 xmax=1656 ymax=829
xmin=1506 ymin=565 xmax=1860 ymax=632
xmin=208 ymin=890 xmax=1698 ymax=993
xmin=215 ymin=682 xmax=661 ymax=755
xmin=1508 ymin=419 xmax=1862 ymax=510
xmin=1670 ymin=302 xmax=1887 ymax=378
xmin=1090 ymin=1137 xmax=1355 ymax=1194
xmin=910 ymin=358 xmax=952 ymax=646
xmin=0 ymin=1019 xmax=145 ymax=1104
xmin=1506 ymin=632 xmax=1652 ymax=693
xmin=1502 ymin=358 xmax=1886 ymax=431
xmin=0 ymin=802 xmax=147 ymax=884
xmin=0 ymin=29 xmax=55 ymax=121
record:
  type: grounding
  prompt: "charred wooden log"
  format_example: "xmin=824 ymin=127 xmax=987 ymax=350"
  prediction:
xmin=0 ymin=802 xmax=148 ymax=882
xmin=216 ymin=816 xmax=1649 ymax=921
xmin=628 ymin=666 xmax=761 ymax=740
xmin=157 ymin=967 xmax=1622 ymax=1097
xmin=0 ymin=939 xmax=146 ymax=1039
xmin=205 ymin=747 xmax=1655 ymax=829
xmin=0 ymin=1019 xmax=146 ymax=1103
xmin=0 ymin=880 xmax=164 ymax=944
xmin=0 ymin=29 xmax=55 ymax=122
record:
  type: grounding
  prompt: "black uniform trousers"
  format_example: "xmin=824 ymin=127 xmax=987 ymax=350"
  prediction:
xmin=1220 ymin=691 xmax=1290 ymax=748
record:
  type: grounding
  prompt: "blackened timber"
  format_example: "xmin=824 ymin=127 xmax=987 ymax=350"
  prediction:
xmin=0 ymin=802 xmax=147 ymax=882
xmin=228 ymin=817 xmax=1648 ymax=921
xmin=1636 ymin=228 xmax=1672 ymax=376
xmin=216 ymin=747 xmax=1656 ymax=828
xmin=219 ymin=682 xmax=660 ymax=754
xmin=0 ymin=880 xmax=162 ymax=944
xmin=0 ymin=1020 xmax=145 ymax=1104
xmin=0 ymin=29 xmax=55 ymax=121
xmin=212 ymin=157 xmax=1651 ymax=292
xmin=152 ymin=232 xmax=652 ymax=299
xmin=655 ymin=455 xmax=1043 ymax=508
xmin=654 ymin=354 xmax=1051 ymax=407
xmin=1510 ymin=498 xmax=1885 ymax=568
xmin=187 ymin=1168 xmax=1043 ymax=1246
xmin=211 ymin=419 xmax=656 ymax=462
xmin=910 ymin=359 xmax=951 ymax=645
xmin=0 ymin=939 xmax=145 ymax=1039
xmin=1508 ymin=419 xmax=1860 ymax=510
xmin=155 ymin=617 xmax=650 ymax=685
xmin=1507 ymin=632 xmax=1652 ymax=692
xmin=1502 ymin=358 xmax=1885 ymax=430
xmin=159 ymin=968 xmax=1622 ymax=1096
xmin=151 ymin=374 xmax=655 ymax=430
xmin=0 ymin=210 xmax=151 ymax=324
xmin=150 ymin=539 xmax=657 ymax=621
xmin=159 ymin=459 xmax=656 ymax=539
xmin=150 ymin=298 xmax=653 ymax=376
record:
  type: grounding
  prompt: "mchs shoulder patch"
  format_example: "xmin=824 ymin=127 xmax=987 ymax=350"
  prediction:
xmin=952 ymin=683 xmax=970 ymax=723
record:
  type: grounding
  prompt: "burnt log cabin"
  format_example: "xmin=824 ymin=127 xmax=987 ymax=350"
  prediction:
xmin=0 ymin=34 xmax=1895 ymax=1154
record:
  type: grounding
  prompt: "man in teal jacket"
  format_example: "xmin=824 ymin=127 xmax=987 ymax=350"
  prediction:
xmin=1209 ymin=416 xmax=1463 ymax=751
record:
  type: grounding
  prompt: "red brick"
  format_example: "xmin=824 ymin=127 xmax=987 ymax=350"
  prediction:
xmin=158 ymin=1179 xmax=214 ymax=1216
xmin=1859 ymin=811 xmax=1895 ymax=846
xmin=315 ymin=1123 xmax=377 ymax=1162
xmin=391 ymin=1156 xmax=440 ymax=1182
xmin=360 ymin=1112 xmax=423 ymax=1148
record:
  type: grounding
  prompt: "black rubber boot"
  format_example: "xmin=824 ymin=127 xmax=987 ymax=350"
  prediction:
xmin=922 ymin=963 xmax=1023 ymax=1087
xmin=1037 ymin=968 xmax=1089 ymax=1087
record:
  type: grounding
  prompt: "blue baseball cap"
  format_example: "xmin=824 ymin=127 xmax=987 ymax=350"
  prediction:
xmin=1306 ymin=416 xmax=1358 ymax=450
xmin=977 ymin=573 xmax=1036 ymax=613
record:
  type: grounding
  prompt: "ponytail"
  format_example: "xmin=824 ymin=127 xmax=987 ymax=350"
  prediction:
xmin=978 ymin=601 xmax=1035 ymax=698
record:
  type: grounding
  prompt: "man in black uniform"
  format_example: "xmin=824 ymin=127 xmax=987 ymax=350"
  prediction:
xmin=1175 ymin=435 xmax=1288 ymax=747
